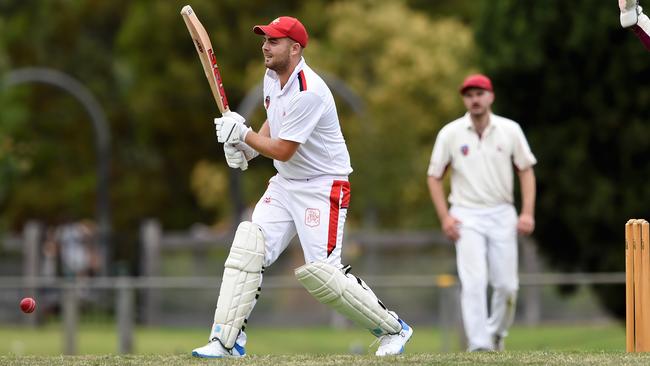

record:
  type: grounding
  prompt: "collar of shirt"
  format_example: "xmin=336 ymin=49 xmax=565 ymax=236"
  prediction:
xmin=265 ymin=57 xmax=306 ymax=96
xmin=463 ymin=112 xmax=496 ymax=136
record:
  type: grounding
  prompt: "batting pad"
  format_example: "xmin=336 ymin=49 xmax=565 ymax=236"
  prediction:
xmin=211 ymin=221 xmax=265 ymax=348
xmin=295 ymin=261 xmax=402 ymax=336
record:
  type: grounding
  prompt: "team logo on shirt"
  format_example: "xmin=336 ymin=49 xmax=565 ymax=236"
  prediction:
xmin=263 ymin=196 xmax=272 ymax=204
xmin=265 ymin=95 xmax=270 ymax=109
xmin=460 ymin=144 xmax=469 ymax=156
xmin=305 ymin=208 xmax=320 ymax=227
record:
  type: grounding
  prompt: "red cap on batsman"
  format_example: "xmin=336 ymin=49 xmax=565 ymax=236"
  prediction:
xmin=253 ymin=16 xmax=308 ymax=48
xmin=460 ymin=74 xmax=493 ymax=94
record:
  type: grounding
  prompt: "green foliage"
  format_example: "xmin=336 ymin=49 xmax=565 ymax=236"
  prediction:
xmin=10 ymin=0 xmax=639 ymax=299
xmin=474 ymin=0 xmax=650 ymax=317
xmin=307 ymin=0 xmax=476 ymax=228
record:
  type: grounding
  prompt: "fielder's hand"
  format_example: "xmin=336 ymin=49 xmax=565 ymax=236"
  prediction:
xmin=215 ymin=116 xmax=251 ymax=144
xmin=517 ymin=213 xmax=535 ymax=236
xmin=442 ymin=215 xmax=461 ymax=242
xmin=224 ymin=143 xmax=248 ymax=171
xmin=621 ymin=0 xmax=641 ymax=27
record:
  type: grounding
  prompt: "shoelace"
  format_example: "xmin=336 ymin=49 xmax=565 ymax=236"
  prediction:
xmin=369 ymin=335 xmax=382 ymax=349
xmin=208 ymin=337 xmax=233 ymax=355
xmin=369 ymin=333 xmax=396 ymax=350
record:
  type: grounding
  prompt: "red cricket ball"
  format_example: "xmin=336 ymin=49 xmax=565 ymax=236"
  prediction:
xmin=20 ymin=297 xmax=36 ymax=313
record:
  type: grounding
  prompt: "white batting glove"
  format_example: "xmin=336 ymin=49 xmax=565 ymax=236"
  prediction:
xmin=621 ymin=0 xmax=641 ymax=27
xmin=221 ymin=110 xmax=246 ymax=125
xmin=215 ymin=116 xmax=252 ymax=144
xmin=224 ymin=143 xmax=248 ymax=171
xmin=234 ymin=141 xmax=260 ymax=161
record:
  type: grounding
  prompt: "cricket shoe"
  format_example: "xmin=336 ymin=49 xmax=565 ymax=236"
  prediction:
xmin=192 ymin=332 xmax=246 ymax=358
xmin=375 ymin=319 xmax=413 ymax=356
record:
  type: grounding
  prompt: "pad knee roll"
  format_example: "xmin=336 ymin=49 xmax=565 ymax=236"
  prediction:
xmin=295 ymin=261 xmax=401 ymax=336
xmin=212 ymin=221 xmax=265 ymax=348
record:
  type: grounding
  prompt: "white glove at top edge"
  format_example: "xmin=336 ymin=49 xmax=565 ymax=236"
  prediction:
xmin=215 ymin=116 xmax=252 ymax=144
xmin=621 ymin=0 xmax=641 ymax=28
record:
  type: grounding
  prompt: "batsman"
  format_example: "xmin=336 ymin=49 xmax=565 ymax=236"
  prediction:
xmin=191 ymin=16 xmax=413 ymax=358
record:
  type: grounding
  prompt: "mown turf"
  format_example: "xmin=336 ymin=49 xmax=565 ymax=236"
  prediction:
xmin=3 ymin=352 xmax=650 ymax=366
xmin=0 ymin=323 xmax=636 ymax=365
xmin=0 ymin=323 xmax=626 ymax=355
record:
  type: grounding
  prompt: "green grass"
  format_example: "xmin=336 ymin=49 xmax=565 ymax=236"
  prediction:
xmin=3 ymin=352 xmax=650 ymax=366
xmin=0 ymin=322 xmax=627 ymax=355
xmin=0 ymin=322 xmax=640 ymax=365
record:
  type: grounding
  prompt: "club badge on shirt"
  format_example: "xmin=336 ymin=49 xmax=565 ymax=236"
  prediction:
xmin=265 ymin=95 xmax=270 ymax=109
xmin=460 ymin=144 xmax=469 ymax=156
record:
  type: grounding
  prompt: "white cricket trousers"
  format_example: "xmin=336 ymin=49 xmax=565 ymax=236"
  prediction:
xmin=251 ymin=174 xmax=350 ymax=268
xmin=450 ymin=204 xmax=519 ymax=351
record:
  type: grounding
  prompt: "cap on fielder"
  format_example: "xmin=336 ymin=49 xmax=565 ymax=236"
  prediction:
xmin=460 ymin=73 xmax=493 ymax=94
xmin=253 ymin=16 xmax=309 ymax=48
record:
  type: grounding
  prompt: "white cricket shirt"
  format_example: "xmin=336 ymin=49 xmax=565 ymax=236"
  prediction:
xmin=427 ymin=113 xmax=536 ymax=208
xmin=263 ymin=58 xmax=352 ymax=179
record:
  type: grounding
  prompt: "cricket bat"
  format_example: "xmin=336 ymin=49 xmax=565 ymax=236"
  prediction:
xmin=181 ymin=5 xmax=247 ymax=170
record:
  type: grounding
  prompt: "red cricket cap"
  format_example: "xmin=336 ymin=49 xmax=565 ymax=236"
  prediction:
xmin=460 ymin=74 xmax=493 ymax=94
xmin=253 ymin=16 xmax=308 ymax=48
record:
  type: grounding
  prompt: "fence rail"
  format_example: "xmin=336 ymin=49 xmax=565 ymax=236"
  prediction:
xmin=0 ymin=272 xmax=627 ymax=289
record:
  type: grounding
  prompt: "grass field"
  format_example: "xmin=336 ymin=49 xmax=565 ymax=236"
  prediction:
xmin=3 ymin=352 xmax=650 ymax=366
xmin=2 ymin=322 xmax=648 ymax=365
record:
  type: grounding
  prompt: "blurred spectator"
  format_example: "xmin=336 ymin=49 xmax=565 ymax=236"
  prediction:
xmin=39 ymin=220 xmax=102 ymax=311
xmin=57 ymin=220 xmax=101 ymax=278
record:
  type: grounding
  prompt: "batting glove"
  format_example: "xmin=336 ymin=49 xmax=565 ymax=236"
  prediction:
xmin=221 ymin=110 xmax=246 ymax=125
xmin=234 ymin=141 xmax=260 ymax=161
xmin=621 ymin=0 xmax=641 ymax=27
xmin=215 ymin=116 xmax=251 ymax=144
xmin=224 ymin=143 xmax=248 ymax=171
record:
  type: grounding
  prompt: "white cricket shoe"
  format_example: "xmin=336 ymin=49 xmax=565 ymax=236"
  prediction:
xmin=192 ymin=332 xmax=246 ymax=358
xmin=375 ymin=319 xmax=413 ymax=356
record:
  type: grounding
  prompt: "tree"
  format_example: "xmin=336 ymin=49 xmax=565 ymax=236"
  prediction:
xmin=0 ymin=0 xmax=477 ymax=267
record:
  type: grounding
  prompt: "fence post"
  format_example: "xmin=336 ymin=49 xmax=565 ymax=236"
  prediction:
xmin=520 ymin=236 xmax=541 ymax=325
xmin=22 ymin=221 xmax=41 ymax=327
xmin=116 ymin=277 xmax=134 ymax=354
xmin=141 ymin=219 xmax=161 ymax=325
xmin=437 ymin=274 xmax=464 ymax=352
xmin=62 ymin=284 xmax=78 ymax=355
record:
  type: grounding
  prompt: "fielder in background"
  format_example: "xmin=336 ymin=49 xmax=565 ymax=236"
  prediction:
xmin=426 ymin=74 xmax=537 ymax=352
xmin=191 ymin=16 xmax=413 ymax=358
xmin=620 ymin=0 xmax=650 ymax=50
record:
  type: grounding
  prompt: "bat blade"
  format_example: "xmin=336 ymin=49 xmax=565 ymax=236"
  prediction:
xmin=181 ymin=5 xmax=248 ymax=171
xmin=180 ymin=5 xmax=229 ymax=114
